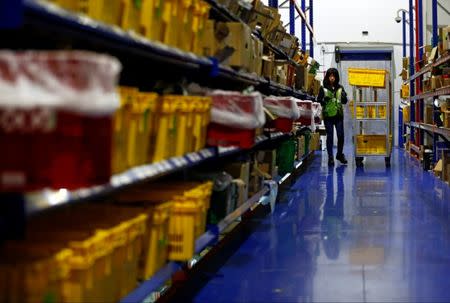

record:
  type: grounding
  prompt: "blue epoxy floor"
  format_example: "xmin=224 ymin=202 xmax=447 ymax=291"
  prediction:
xmin=194 ymin=148 xmax=450 ymax=302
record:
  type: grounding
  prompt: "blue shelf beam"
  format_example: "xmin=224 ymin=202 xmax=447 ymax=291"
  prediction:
xmin=409 ymin=0 xmax=415 ymax=142
xmin=309 ymin=0 xmax=314 ymax=58
xmin=289 ymin=0 xmax=295 ymax=35
xmin=301 ymin=0 xmax=306 ymax=51
xmin=402 ymin=11 xmax=407 ymax=57
xmin=432 ymin=0 xmax=438 ymax=47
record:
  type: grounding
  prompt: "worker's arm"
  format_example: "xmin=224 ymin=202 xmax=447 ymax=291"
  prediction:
xmin=340 ymin=86 xmax=348 ymax=104
xmin=317 ymin=86 xmax=325 ymax=106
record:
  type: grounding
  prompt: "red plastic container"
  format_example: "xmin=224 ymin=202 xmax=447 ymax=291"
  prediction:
xmin=207 ymin=123 xmax=255 ymax=149
xmin=296 ymin=100 xmax=314 ymax=126
xmin=0 ymin=51 xmax=120 ymax=191
xmin=0 ymin=109 xmax=113 ymax=191
xmin=207 ymin=92 xmax=264 ymax=149
xmin=267 ymin=117 xmax=294 ymax=133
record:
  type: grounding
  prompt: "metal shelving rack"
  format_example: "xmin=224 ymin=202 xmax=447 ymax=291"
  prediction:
xmin=352 ymin=84 xmax=392 ymax=167
xmin=0 ymin=1 xmax=319 ymax=302
xmin=401 ymin=0 xmax=449 ymax=164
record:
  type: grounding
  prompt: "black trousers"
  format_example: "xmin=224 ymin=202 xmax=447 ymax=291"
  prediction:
xmin=324 ymin=116 xmax=344 ymax=158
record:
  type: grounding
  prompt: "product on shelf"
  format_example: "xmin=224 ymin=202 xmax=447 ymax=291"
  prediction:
xmin=0 ymin=51 xmax=121 ymax=191
xmin=312 ymin=102 xmax=322 ymax=124
xmin=295 ymin=100 xmax=315 ymax=131
xmin=0 ymin=205 xmax=147 ymax=303
xmin=224 ymin=161 xmax=251 ymax=208
xmin=263 ymin=96 xmax=301 ymax=133
xmin=153 ymin=95 xmax=211 ymax=162
xmin=276 ymin=138 xmax=297 ymax=175
xmin=207 ymin=91 xmax=265 ymax=148
xmin=116 ymin=181 xmax=213 ymax=263
xmin=256 ymin=149 xmax=278 ymax=179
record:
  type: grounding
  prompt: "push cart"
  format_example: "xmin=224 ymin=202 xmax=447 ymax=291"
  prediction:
xmin=349 ymin=68 xmax=392 ymax=168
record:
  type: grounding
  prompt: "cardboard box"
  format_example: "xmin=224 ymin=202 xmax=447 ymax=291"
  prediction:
xmin=400 ymin=68 xmax=408 ymax=81
xmin=442 ymin=26 xmax=450 ymax=53
xmin=297 ymin=136 xmax=305 ymax=160
xmin=431 ymin=76 xmax=443 ymax=90
xmin=227 ymin=22 xmax=252 ymax=71
xmin=252 ymin=36 xmax=264 ymax=76
xmin=262 ymin=56 xmax=275 ymax=79
xmin=306 ymin=74 xmax=316 ymax=94
xmin=256 ymin=150 xmax=277 ymax=178
xmin=225 ymin=161 xmax=250 ymax=204
xmin=197 ymin=20 xmax=217 ymax=57
xmin=444 ymin=111 xmax=450 ymax=128
xmin=442 ymin=152 xmax=450 ymax=182
xmin=248 ymin=0 xmax=272 ymax=32
xmin=295 ymin=64 xmax=309 ymax=91
xmin=434 ymin=159 xmax=443 ymax=177
xmin=424 ymin=105 xmax=434 ymax=124
xmin=402 ymin=57 xmax=409 ymax=70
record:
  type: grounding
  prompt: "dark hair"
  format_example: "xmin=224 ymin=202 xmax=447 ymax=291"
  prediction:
xmin=323 ymin=68 xmax=340 ymax=89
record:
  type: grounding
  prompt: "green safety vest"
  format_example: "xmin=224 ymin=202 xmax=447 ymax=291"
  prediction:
xmin=323 ymin=87 xmax=343 ymax=118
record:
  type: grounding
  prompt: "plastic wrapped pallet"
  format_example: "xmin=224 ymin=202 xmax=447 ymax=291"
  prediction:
xmin=207 ymin=90 xmax=265 ymax=148
xmin=0 ymin=51 xmax=121 ymax=191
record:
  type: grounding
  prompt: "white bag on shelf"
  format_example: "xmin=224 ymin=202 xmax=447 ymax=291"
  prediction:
xmin=0 ymin=51 xmax=122 ymax=115
xmin=208 ymin=90 xmax=266 ymax=129
xmin=263 ymin=96 xmax=301 ymax=120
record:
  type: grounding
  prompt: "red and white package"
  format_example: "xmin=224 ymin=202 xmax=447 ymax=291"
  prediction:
xmin=263 ymin=96 xmax=301 ymax=120
xmin=208 ymin=90 xmax=266 ymax=129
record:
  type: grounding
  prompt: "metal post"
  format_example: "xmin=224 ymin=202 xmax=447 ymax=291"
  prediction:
xmin=419 ymin=0 xmax=425 ymax=145
xmin=301 ymin=0 xmax=306 ymax=51
xmin=418 ymin=0 xmax=423 ymax=61
xmin=409 ymin=0 xmax=415 ymax=143
xmin=399 ymin=107 xmax=404 ymax=147
xmin=269 ymin=0 xmax=279 ymax=8
xmin=309 ymin=0 xmax=313 ymax=57
xmin=289 ymin=1 xmax=295 ymax=35
xmin=432 ymin=0 xmax=438 ymax=47
xmin=402 ymin=11 xmax=407 ymax=57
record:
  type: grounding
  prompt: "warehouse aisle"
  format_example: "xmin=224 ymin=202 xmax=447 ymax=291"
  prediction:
xmin=194 ymin=148 xmax=450 ymax=302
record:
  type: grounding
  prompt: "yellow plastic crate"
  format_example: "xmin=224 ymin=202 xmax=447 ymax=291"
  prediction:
xmin=401 ymin=84 xmax=410 ymax=99
xmin=52 ymin=0 xmax=103 ymax=20
xmin=161 ymin=0 xmax=180 ymax=47
xmin=112 ymin=87 xmax=135 ymax=174
xmin=191 ymin=1 xmax=211 ymax=52
xmin=177 ymin=0 xmax=195 ymax=51
xmin=348 ymin=68 xmax=387 ymax=88
xmin=168 ymin=200 xmax=198 ymax=261
xmin=140 ymin=202 xmax=172 ymax=279
xmin=349 ymin=101 xmax=365 ymax=118
xmin=402 ymin=106 xmax=410 ymax=122
xmin=356 ymin=135 xmax=388 ymax=155
xmin=0 ymin=243 xmax=72 ymax=303
xmin=20 ymin=205 xmax=148 ymax=303
xmin=154 ymin=95 xmax=177 ymax=162
xmin=141 ymin=0 xmax=164 ymax=41
xmin=173 ymin=96 xmax=193 ymax=157
xmin=128 ymin=92 xmax=158 ymax=167
xmin=122 ymin=0 xmax=142 ymax=32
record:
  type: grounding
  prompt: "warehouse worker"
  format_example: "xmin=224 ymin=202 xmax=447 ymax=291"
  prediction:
xmin=317 ymin=68 xmax=349 ymax=166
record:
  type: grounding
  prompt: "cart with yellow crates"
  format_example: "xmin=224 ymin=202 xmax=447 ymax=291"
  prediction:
xmin=349 ymin=68 xmax=392 ymax=167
